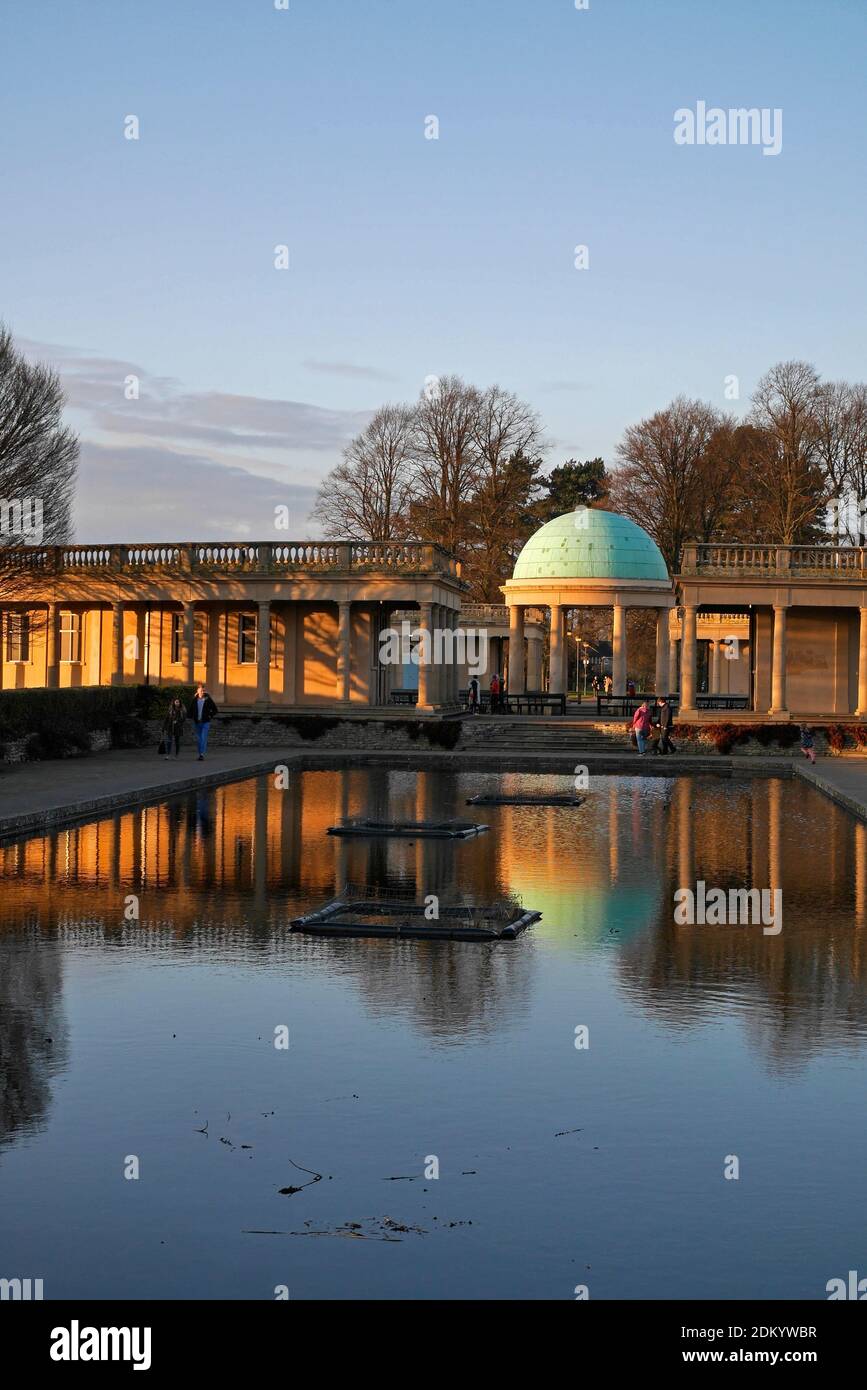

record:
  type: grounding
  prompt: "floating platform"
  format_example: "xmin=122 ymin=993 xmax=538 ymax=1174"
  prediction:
xmin=291 ymin=892 xmax=540 ymax=941
xmin=466 ymin=793 xmax=585 ymax=807
xmin=327 ymin=818 xmax=488 ymax=839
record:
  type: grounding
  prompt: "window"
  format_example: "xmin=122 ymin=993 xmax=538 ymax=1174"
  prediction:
xmin=6 ymin=612 xmax=30 ymax=663
xmin=59 ymin=611 xmax=81 ymax=663
xmin=170 ymin=612 xmax=183 ymax=664
xmin=170 ymin=611 xmax=205 ymax=666
xmin=238 ymin=613 xmax=257 ymax=664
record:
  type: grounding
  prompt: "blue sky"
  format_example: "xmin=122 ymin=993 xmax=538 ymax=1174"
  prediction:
xmin=2 ymin=0 xmax=865 ymax=540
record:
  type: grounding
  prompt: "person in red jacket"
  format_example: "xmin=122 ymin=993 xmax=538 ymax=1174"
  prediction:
xmin=631 ymin=699 xmax=652 ymax=755
xmin=490 ymin=672 xmax=500 ymax=714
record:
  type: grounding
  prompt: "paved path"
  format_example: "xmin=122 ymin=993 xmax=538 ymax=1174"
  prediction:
xmin=0 ymin=744 xmax=799 ymax=842
xmin=794 ymin=758 xmax=867 ymax=822
xmin=0 ymin=748 xmax=282 ymax=841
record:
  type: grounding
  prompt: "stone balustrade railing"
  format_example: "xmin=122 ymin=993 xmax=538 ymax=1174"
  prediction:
xmin=0 ymin=540 xmax=462 ymax=579
xmin=681 ymin=543 xmax=865 ymax=576
xmin=461 ymin=603 xmax=546 ymax=624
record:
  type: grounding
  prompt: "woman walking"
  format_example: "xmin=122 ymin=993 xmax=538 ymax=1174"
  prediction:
xmin=162 ymin=697 xmax=186 ymax=759
xmin=631 ymin=699 xmax=653 ymax=755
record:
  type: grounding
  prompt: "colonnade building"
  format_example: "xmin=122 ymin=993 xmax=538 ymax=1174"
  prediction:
xmin=3 ymin=510 xmax=867 ymax=720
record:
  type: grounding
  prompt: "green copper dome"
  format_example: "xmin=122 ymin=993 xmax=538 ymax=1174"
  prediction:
xmin=512 ymin=508 xmax=670 ymax=582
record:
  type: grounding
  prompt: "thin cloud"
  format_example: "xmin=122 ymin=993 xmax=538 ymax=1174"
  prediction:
xmin=16 ymin=339 xmax=370 ymax=537
xmin=303 ymin=359 xmax=397 ymax=382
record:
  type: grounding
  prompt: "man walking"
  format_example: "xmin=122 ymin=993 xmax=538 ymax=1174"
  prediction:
xmin=656 ymin=696 xmax=675 ymax=755
xmin=189 ymin=682 xmax=218 ymax=760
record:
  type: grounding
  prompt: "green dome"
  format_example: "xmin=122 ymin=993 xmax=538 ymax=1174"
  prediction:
xmin=513 ymin=508 xmax=670 ymax=582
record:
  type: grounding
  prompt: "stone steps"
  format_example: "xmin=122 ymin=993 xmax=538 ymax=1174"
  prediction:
xmin=466 ymin=721 xmax=629 ymax=752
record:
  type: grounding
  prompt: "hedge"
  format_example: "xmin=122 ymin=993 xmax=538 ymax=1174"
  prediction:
xmin=0 ymin=684 xmax=195 ymax=760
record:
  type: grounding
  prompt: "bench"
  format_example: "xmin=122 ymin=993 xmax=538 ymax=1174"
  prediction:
xmin=597 ymin=694 xmax=680 ymax=717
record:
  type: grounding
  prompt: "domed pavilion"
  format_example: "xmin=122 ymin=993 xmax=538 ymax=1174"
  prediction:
xmin=502 ymin=508 xmax=675 ymax=694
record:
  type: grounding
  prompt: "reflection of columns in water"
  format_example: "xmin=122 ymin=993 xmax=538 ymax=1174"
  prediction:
xmin=767 ymin=778 xmax=782 ymax=897
xmin=280 ymin=767 xmax=304 ymax=888
xmin=675 ymin=779 xmax=694 ymax=892
xmin=750 ymin=781 xmax=769 ymax=892
xmin=608 ymin=782 xmax=619 ymax=882
xmin=333 ymin=767 xmax=352 ymax=890
xmin=415 ymin=770 xmax=444 ymax=898
xmin=109 ymin=813 xmax=121 ymax=893
xmin=855 ymin=825 xmax=867 ymax=958
xmin=48 ymin=827 xmax=58 ymax=886
xmin=254 ymin=776 xmax=269 ymax=912
xmin=130 ymin=809 xmax=144 ymax=892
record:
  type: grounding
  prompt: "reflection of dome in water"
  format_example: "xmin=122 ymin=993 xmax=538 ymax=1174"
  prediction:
xmin=507 ymin=879 xmax=662 ymax=946
xmin=512 ymin=508 xmax=670 ymax=583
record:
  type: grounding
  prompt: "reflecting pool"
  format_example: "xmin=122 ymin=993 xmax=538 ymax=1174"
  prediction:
xmin=1 ymin=767 xmax=865 ymax=1299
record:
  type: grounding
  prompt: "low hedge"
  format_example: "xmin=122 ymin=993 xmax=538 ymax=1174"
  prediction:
xmin=0 ymin=685 xmax=195 ymax=760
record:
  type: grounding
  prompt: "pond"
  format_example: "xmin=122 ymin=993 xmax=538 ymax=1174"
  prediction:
xmin=1 ymin=767 xmax=865 ymax=1300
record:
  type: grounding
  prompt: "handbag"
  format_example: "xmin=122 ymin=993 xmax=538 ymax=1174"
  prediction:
xmin=158 ymin=736 xmax=167 ymax=755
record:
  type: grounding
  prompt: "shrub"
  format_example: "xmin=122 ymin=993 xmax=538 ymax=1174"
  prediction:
xmin=422 ymin=720 xmax=462 ymax=750
xmin=272 ymin=715 xmax=340 ymax=740
xmin=704 ymin=722 xmax=739 ymax=755
xmin=109 ymin=714 xmax=151 ymax=749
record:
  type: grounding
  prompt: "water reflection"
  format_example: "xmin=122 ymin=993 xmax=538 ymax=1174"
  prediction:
xmin=0 ymin=767 xmax=865 ymax=1154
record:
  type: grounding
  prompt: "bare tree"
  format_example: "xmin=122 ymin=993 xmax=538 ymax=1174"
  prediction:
xmin=746 ymin=360 xmax=828 ymax=544
xmin=813 ymin=381 xmax=859 ymax=542
xmin=466 ymin=385 xmax=546 ymax=599
xmin=312 ymin=404 xmax=418 ymax=541
xmin=410 ymin=374 xmax=481 ymax=556
xmin=610 ymin=396 xmax=724 ymax=572
xmin=842 ymin=385 xmax=867 ymax=544
xmin=0 ymin=325 xmax=78 ymax=557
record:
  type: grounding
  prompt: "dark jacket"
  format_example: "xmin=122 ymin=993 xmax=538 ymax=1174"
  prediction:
xmin=163 ymin=704 xmax=186 ymax=735
xmin=189 ymin=693 xmax=218 ymax=724
xmin=657 ymin=702 xmax=672 ymax=731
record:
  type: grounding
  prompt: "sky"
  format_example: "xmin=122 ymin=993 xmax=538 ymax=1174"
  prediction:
xmin=2 ymin=0 xmax=865 ymax=542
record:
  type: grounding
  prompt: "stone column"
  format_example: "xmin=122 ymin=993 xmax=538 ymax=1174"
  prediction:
xmin=612 ymin=603 xmax=627 ymax=692
xmin=548 ymin=604 xmax=565 ymax=694
xmin=336 ymin=600 xmax=351 ymax=704
xmin=206 ymin=607 xmax=221 ymax=694
xmin=770 ymin=605 xmax=788 ymax=715
xmin=45 ymin=602 xmax=58 ymax=689
xmin=654 ymin=607 xmax=670 ymax=695
xmin=709 ymin=640 xmax=719 ymax=695
xmin=184 ymin=601 xmax=195 ymax=684
xmin=668 ymin=630 xmax=678 ymax=695
xmin=257 ymin=600 xmax=272 ymax=707
xmin=680 ymin=605 xmax=697 ymax=711
xmin=508 ymin=605 xmax=525 ymax=694
xmin=857 ymin=607 xmax=867 ymax=716
xmin=417 ymin=602 xmax=434 ymax=710
xmin=111 ymin=601 xmax=125 ymax=686
xmin=451 ymin=608 xmax=460 ymax=705
xmin=527 ymin=636 xmax=543 ymax=691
